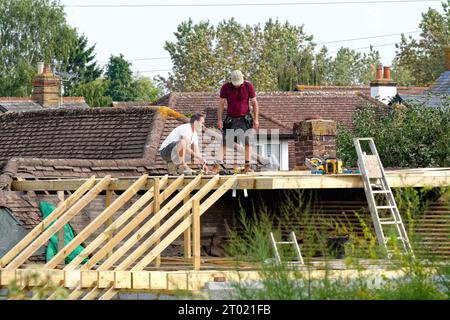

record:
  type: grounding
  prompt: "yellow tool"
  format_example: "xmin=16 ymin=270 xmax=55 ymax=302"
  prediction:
xmin=325 ymin=158 xmax=343 ymax=174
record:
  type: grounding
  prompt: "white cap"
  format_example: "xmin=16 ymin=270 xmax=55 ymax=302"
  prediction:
xmin=230 ymin=70 xmax=244 ymax=86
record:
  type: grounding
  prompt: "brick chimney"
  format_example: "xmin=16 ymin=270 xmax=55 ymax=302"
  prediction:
xmin=370 ymin=64 xmax=397 ymax=105
xmin=293 ymin=118 xmax=336 ymax=169
xmin=32 ymin=63 xmax=61 ymax=108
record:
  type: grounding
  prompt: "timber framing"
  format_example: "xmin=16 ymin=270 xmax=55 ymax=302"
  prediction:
xmin=1 ymin=169 xmax=449 ymax=299
xmin=10 ymin=168 xmax=450 ymax=192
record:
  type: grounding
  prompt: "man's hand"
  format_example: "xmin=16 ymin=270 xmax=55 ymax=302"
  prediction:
xmin=217 ymin=120 xmax=223 ymax=130
xmin=253 ymin=119 xmax=259 ymax=130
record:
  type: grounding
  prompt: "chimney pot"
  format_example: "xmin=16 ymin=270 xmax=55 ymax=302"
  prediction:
xmin=43 ymin=64 xmax=51 ymax=74
xmin=376 ymin=63 xmax=383 ymax=80
xmin=37 ymin=62 xmax=44 ymax=75
xmin=383 ymin=66 xmax=391 ymax=80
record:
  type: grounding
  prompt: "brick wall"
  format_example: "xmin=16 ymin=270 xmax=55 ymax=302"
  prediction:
xmin=293 ymin=119 xmax=337 ymax=169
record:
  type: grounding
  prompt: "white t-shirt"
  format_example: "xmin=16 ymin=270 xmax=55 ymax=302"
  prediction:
xmin=159 ymin=123 xmax=199 ymax=151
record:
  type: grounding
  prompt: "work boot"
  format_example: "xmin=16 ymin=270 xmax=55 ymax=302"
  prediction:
xmin=167 ymin=162 xmax=177 ymax=175
xmin=178 ymin=164 xmax=194 ymax=175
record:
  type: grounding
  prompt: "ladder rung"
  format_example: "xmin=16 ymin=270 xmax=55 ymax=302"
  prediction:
xmin=380 ymin=221 xmax=401 ymax=225
xmin=372 ymin=190 xmax=390 ymax=194
xmin=376 ymin=205 xmax=395 ymax=209
xmin=276 ymin=241 xmax=296 ymax=245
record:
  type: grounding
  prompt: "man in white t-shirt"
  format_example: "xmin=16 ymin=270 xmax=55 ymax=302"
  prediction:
xmin=159 ymin=113 xmax=207 ymax=175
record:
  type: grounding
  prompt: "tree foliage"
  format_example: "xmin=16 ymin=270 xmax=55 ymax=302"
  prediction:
xmin=162 ymin=18 xmax=381 ymax=91
xmin=0 ymin=0 xmax=74 ymax=96
xmin=394 ymin=1 xmax=450 ymax=86
xmin=103 ymin=54 xmax=162 ymax=103
xmin=336 ymin=101 xmax=450 ymax=168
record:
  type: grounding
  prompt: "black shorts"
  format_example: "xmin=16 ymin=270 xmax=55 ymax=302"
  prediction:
xmin=160 ymin=141 xmax=178 ymax=162
xmin=222 ymin=113 xmax=254 ymax=145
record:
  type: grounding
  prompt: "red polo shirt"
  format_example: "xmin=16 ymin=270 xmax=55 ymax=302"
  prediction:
xmin=220 ymin=81 xmax=256 ymax=117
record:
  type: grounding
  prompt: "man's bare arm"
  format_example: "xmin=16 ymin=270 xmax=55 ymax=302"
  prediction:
xmin=251 ymin=97 xmax=259 ymax=129
xmin=217 ymin=98 xmax=226 ymax=130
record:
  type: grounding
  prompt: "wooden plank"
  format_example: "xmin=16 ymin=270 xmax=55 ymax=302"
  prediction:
xmin=10 ymin=169 xmax=450 ymax=192
xmin=192 ymin=199 xmax=200 ymax=271
xmin=57 ymin=191 xmax=65 ymax=258
xmin=122 ymin=176 xmax=219 ymax=271
xmin=80 ymin=270 xmax=98 ymax=288
xmin=45 ymin=175 xmax=148 ymax=269
xmin=98 ymin=287 xmax=117 ymax=300
xmin=183 ymin=195 xmax=191 ymax=259
xmin=131 ymin=176 xmax=226 ymax=271
xmin=154 ymin=178 xmax=161 ymax=268
xmin=0 ymin=176 xmax=96 ymax=268
xmin=132 ymin=271 xmax=151 ymax=290
xmin=99 ymin=175 xmax=201 ymax=271
xmin=6 ymin=176 xmax=111 ymax=270
xmin=81 ymin=287 xmax=102 ymax=300
xmin=105 ymin=190 xmax=114 ymax=258
xmin=114 ymin=271 xmax=132 ymax=289
xmin=65 ymin=176 xmax=169 ymax=270
xmin=90 ymin=176 xmax=185 ymax=271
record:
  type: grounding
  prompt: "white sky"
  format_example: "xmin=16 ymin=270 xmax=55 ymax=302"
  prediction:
xmin=61 ymin=0 xmax=444 ymax=80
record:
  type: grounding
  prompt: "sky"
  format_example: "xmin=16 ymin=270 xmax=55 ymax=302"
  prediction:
xmin=61 ymin=0 xmax=445 ymax=79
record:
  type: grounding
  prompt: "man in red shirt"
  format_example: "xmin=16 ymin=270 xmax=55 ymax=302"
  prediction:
xmin=217 ymin=70 xmax=259 ymax=172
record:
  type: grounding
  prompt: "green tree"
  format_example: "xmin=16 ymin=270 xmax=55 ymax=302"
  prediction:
xmin=0 ymin=0 xmax=76 ymax=96
xmin=57 ymin=34 xmax=102 ymax=95
xmin=395 ymin=1 xmax=450 ymax=86
xmin=132 ymin=75 xmax=162 ymax=102
xmin=328 ymin=47 xmax=380 ymax=85
xmin=71 ymin=79 xmax=112 ymax=108
xmin=104 ymin=54 xmax=136 ymax=101
xmin=164 ymin=19 xmax=217 ymax=91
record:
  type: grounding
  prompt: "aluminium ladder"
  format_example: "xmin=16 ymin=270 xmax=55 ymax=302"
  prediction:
xmin=270 ymin=231 xmax=304 ymax=265
xmin=353 ymin=138 xmax=413 ymax=257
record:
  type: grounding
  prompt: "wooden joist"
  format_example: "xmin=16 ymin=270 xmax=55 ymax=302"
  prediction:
xmin=5 ymin=176 xmax=112 ymax=270
xmin=0 ymin=176 xmax=97 ymax=268
xmin=10 ymin=169 xmax=450 ymax=192
xmin=45 ymin=175 xmax=149 ymax=269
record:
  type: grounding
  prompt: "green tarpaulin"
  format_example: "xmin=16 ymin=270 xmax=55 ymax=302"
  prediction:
xmin=40 ymin=201 xmax=87 ymax=264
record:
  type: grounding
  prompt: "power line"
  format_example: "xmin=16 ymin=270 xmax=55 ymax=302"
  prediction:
xmin=316 ymin=30 xmax=419 ymax=45
xmin=65 ymin=0 xmax=440 ymax=8
xmin=329 ymin=42 xmax=397 ymax=53
xmin=133 ymin=42 xmax=397 ymax=73
xmin=97 ymin=30 xmax=418 ymax=64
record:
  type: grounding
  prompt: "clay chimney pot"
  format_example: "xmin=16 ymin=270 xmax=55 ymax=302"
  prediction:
xmin=383 ymin=66 xmax=391 ymax=80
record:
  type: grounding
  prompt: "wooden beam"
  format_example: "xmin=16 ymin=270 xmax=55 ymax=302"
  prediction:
xmin=192 ymin=199 xmax=200 ymax=270
xmin=0 ymin=176 xmax=96 ymax=268
xmin=5 ymin=176 xmax=111 ymax=270
xmin=154 ymin=178 xmax=161 ymax=268
xmin=93 ymin=176 xmax=187 ymax=271
xmin=11 ymin=170 xmax=450 ymax=192
xmin=183 ymin=195 xmax=191 ymax=259
xmin=65 ymin=176 xmax=169 ymax=270
xmin=57 ymin=191 xmax=65 ymax=261
xmin=105 ymin=190 xmax=114 ymax=258
xmin=131 ymin=175 xmax=225 ymax=271
xmin=45 ymin=175 xmax=148 ymax=269
xmin=111 ymin=175 xmax=204 ymax=271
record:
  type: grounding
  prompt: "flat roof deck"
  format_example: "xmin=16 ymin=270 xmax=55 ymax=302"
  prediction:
xmin=10 ymin=168 xmax=450 ymax=192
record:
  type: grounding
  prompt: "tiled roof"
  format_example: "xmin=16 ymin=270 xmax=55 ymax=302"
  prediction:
xmin=0 ymin=97 xmax=88 ymax=113
xmin=155 ymin=91 xmax=385 ymax=132
xmin=0 ymin=106 xmax=172 ymax=182
xmin=397 ymin=71 xmax=450 ymax=107
xmin=429 ymin=71 xmax=450 ymax=95
xmin=0 ymin=107 xmax=159 ymax=160
xmin=296 ymin=85 xmax=427 ymax=96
